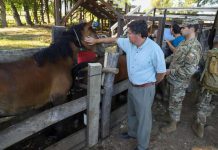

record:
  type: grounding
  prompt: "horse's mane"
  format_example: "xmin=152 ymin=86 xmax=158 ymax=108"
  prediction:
xmin=33 ymin=22 xmax=91 ymax=66
xmin=33 ymin=33 xmax=73 ymax=66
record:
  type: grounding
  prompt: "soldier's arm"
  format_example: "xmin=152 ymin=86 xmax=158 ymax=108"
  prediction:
xmin=170 ymin=49 xmax=201 ymax=80
xmin=165 ymin=55 xmax=173 ymax=64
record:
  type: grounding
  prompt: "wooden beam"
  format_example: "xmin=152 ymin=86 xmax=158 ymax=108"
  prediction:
xmin=156 ymin=14 xmax=166 ymax=47
xmin=156 ymin=7 xmax=218 ymax=12
xmin=98 ymin=0 xmax=123 ymax=18
xmin=82 ymin=4 xmax=105 ymax=19
xmin=0 ymin=48 xmax=42 ymax=63
xmin=45 ymin=128 xmax=86 ymax=150
xmin=61 ymin=0 xmax=84 ymax=25
xmin=83 ymin=0 xmax=116 ymax=20
xmin=112 ymin=80 xmax=129 ymax=96
xmin=101 ymin=52 xmax=119 ymax=139
xmin=0 ymin=96 xmax=87 ymax=149
xmin=87 ymin=63 xmax=102 ymax=147
xmin=124 ymin=16 xmax=163 ymax=21
xmin=117 ymin=17 xmax=124 ymax=37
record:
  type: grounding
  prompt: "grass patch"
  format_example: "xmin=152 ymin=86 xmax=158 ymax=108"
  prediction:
xmin=0 ymin=26 xmax=51 ymax=50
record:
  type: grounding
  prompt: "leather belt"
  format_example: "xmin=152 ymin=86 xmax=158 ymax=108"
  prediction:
xmin=131 ymin=82 xmax=155 ymax=87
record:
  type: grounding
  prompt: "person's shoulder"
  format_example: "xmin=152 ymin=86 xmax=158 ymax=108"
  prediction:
xmin=192 ymin=39 xmax=202 ymax=49
xmin=146 ymin=38 xmax=163 ymax=55
xmin=178 ymin=36 xmax=185 ymax=41
xmin=118 ymin=37 xmax=129 ymax=41
xmin=147 ymin=38 xmax=160 ymax=48
xmin=117 ymin=38 xmax=131 ymax=45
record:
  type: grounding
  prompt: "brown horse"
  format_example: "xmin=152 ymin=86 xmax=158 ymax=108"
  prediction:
xmin=0 ymin=22 xmax=99 ymax=117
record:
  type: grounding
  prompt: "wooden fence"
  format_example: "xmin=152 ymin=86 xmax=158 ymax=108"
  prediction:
xmin=0 ymin=52 xmax=102 ymax=149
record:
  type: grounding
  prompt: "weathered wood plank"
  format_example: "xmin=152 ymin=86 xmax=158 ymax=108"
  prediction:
xmin=156 ymin=17 xmax=165 ymax=47
xmin=112 ymin=80 xmax=129 ymax=96
xmin=123 ymin=15 xmax=163 ymax=21
xmin=0 ymin=48 xmax=42 ymax=63
xmin=45 ymin=128 xmax=86 ymax=150
xmin=87 ymin=63 xmax=102 ymax=147
xmin=101 ymin=52 xmax=119 ymax=139
xmin=0 ymin=96 xmax=87 ymax=149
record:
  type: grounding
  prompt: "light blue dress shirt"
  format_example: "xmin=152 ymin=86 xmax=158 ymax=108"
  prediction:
xmin=117 ymin=37 xmax=166 ymax=85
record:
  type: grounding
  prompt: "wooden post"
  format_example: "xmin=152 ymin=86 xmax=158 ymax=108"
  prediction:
xmin=101 ymin=52 xmax=119 ymax=138
xmin=51 ymin=26 xmax=66 ymax=43
xmin=87 ymin=63 xmax=102 ymax=147
xmin=117 ymin=17 xmax=124 ymax=37
xmin=152 ymin=8 xmax=156 ymax=25
xmin=156 ymin=17 xmax=165 ymax=47
xmin=54 ymin=0 xmax=61 ymax=25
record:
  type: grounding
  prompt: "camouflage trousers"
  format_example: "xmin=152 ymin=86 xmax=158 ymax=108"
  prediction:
xmin=196 ymin=89 xmax=217 ymax=125
xmin=163 ymin=80 xmax=186 ymax=122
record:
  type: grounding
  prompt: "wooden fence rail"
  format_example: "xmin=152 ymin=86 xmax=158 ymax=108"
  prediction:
xmin=0 ymin=63 xmax=102 ymax=149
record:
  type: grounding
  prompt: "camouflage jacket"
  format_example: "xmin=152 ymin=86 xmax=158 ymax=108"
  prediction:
xmin=166 ymin=38 xmax=202 ymax=86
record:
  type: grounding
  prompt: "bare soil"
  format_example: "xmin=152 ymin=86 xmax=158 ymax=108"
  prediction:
xmin=87 ymin=92 xmax=218 ymax=150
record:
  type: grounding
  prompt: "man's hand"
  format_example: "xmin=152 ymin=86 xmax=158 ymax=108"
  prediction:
xmin=84 ymin=36 xmax=97 ymax=45
xmin=156 ymin=72 xmax=166 ymax=84
xmin=166 ymin=69 xmax=171 ymax=75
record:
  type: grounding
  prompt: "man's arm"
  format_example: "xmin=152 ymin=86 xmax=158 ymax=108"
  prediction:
xmin=166 ymin=40 xmax=177 ymax=53
xmin=85 ymin=36 xmax=117 ymax=45
xmin=156 ymin=73 xmax=166 ymax=83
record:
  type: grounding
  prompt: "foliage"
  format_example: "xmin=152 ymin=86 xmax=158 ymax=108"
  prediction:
xmin=152 ymin=0 xmax=173 ymax=8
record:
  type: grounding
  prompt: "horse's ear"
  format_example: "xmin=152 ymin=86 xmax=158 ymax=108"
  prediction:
xmin=86 ymin=21 xmax=93 ymax=27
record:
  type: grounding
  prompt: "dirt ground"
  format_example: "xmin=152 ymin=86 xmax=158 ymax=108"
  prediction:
xmin=87 ymin=92 xmax=218 ymax=150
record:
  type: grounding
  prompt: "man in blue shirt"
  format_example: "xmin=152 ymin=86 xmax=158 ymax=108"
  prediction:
xmin=166 ymin=23 xmax=185 ymax=54
xmin=85 ymin=20 xmax=166 ymax=150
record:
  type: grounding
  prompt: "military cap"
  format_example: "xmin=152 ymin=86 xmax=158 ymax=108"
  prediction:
xmin=181 ymin=18 xmax=199 ymax=26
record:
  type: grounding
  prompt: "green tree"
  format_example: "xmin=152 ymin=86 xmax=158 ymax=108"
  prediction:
xmin=23 ymin=0 xmax=34 ymax=26
xmin=9 ymin=0 xmax=23 ymax=26
xmin=0 ymin=0 xmax=8 ymax=27
xmin=152 ymin=0 xmax=173 ymax=8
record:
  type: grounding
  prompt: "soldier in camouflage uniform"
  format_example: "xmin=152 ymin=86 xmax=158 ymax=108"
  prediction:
xmin=161 ymin=18 xmax=202 ymax=133
xmin=192 ymin=35 xmax=218 ymax=138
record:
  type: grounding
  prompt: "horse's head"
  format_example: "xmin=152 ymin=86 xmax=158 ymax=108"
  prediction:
xmin=68 ymin=22 xmax=104 ymax=57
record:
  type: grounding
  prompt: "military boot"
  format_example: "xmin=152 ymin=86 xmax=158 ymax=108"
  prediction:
xmin=161 ymin=120 xmax=177 ymax=133
xmin=192 ymin=121 xmax=204 ymax=138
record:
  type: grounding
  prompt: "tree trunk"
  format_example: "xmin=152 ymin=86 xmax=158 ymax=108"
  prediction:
xmin=33 ymin=0 xmax=39 ymax=24
xmin=23 ymin=1 xmax=34 ymax=26
xmin=44 ymin=0 xmax=50 ymax=23
xmin=0 ymin=0 xmax=8 ymax=27
xmin=10 ymin=2 xmax=23 ymax=26
xmin=40 ymin=0 xmax=45 ymax=24
xmin=70 ymin=0 xmax=73 ymax=23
